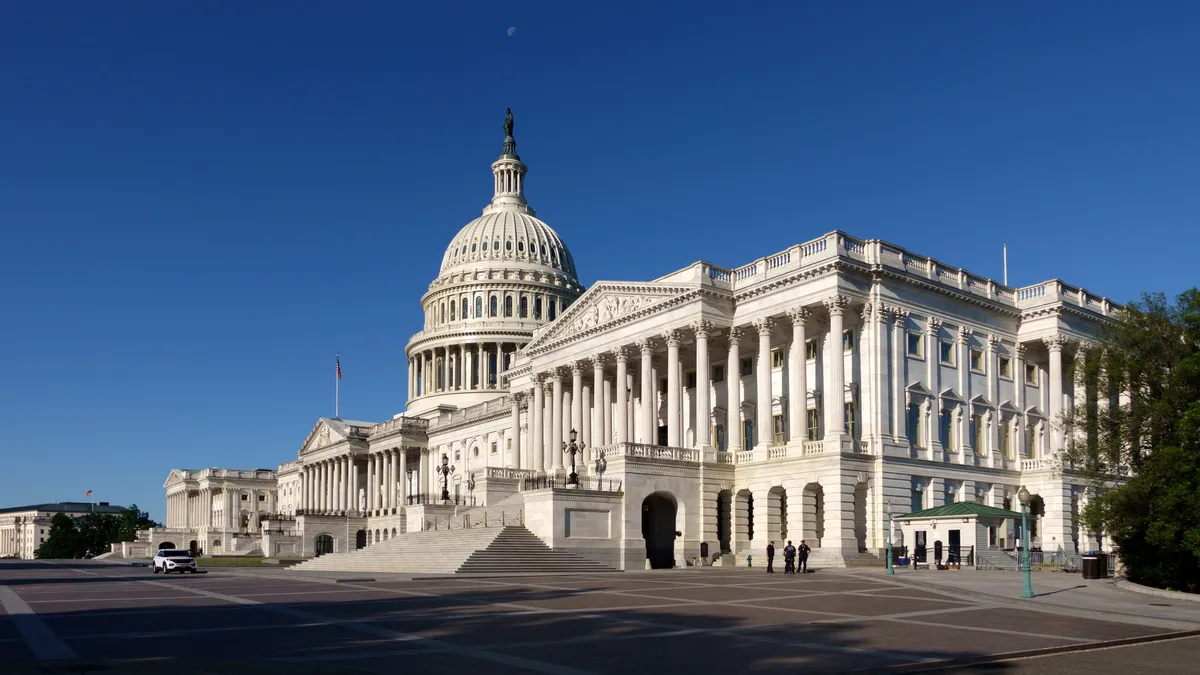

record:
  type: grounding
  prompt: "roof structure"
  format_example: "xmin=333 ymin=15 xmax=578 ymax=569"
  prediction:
xmin=896 ymin=502 xmax=1022 ymax=520
xmin=0 ymin=502 xmax=128 ymax=516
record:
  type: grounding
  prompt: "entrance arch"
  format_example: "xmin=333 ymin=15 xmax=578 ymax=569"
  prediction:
xmin=314 ymin=534 xmax=334 ymax=557
xmin=188 ymin=540 xmax=199 ymax=556
xmin=355 ymin=530 xmax=367 ymax=550
xmin=716 ymin=490 xmax=732 ymax=554
xmin=158 ymin=542 xmax=177 ymax=550
xmin=641 ymin=492 xmax=678 ymax=569
xmin=802 ymin=483 xmax=824 ymax=547
xmin=853 ymin=482 xmax=869 ymax=552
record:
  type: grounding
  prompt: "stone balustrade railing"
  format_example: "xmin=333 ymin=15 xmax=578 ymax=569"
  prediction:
xmin=1020 ymin=458 xmax=1054 ymax=472
xmin=370 ymin=416 xmax=430 ymax=436
xmin=593 ymin=443 xmax=700 ymax=463
xmin=485 ymin=466 xmax=538 ymax=480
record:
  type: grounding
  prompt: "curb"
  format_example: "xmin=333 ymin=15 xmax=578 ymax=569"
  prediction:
xmin=1114 ymin=578 xmax=1200 ymax=603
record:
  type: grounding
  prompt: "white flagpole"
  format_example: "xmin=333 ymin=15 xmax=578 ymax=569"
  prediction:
xmin=335 ymin=353 xmax=340 ymax=419
xmin=1003 ymin=244 xmax=1008 ymax=286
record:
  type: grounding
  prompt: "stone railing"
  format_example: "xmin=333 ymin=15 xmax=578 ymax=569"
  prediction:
xmin=802 ymin=441 xmax=824 ymax=456
xmin=595 ymin=443 xmax=700 ymax=463
xmin=735 ymin=450 xmax=755 ymax=464
xmin=768 ymin=447 xmax=788 ymax=460
xmin=715 ymin=451 xmax=733 ymax=464
xmin=1020 ymin=458 xmax=1054 ymax=472
xmin=485 ymin=466 xmax=538 ymax=480
xmin=423 ymin=509 xmax=524 ymax=531
xmin=426 ymin=397 xmax=511 ymax=431
xmin=854 ymin=440 xmax=871 ymax=455
xmin=364 ymin=416 xmax=429 ymax=438
xmin=200 ymin=468 xmax=276 ymax=480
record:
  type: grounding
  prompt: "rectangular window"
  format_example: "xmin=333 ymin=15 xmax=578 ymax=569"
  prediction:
xmin=241 ymin=494 xmax=248 ymax=501
xmin=909 ymin=404 xmax=924 ymax=448
xmin=772 ymin=414 xmax=785 ymax=444
xmin=506 ymin=439 xmax=512 ymax=451
xmin=843 ymin=330 xmax=854 ymax=352
xmin=940 ymin=411 xmax=956 ymax=450
xmin=945 ymin=482 xmax=957 ymax=504
xmin=685 ymin=371 xmax=697 ymax=389
xmin=973 ymin=414 xmax=985 ymax=455
xmin=999 ymin=356 xmax=1012 ymax=379
xmin=1026 ymin=423 xmax=1037 ymax=458
xmin=711 ymin=364 xmax=725 ymax=383
xmin=258 ymin=494 xmax=266 ymax=502
xmin=970 ymin=348 xmax=985 ymax=373
xmin=491 ymin=442 xmax=497 ymax=455
xmin=742 ymin=420 xmax=754 ymax=450
xmin=740 ymin=357 xmax=753 ymax=376
xmin=845 ymin=402 xmax=856 ymax=436
xmin=712 ymin=423 xmax=726 ymax=451
xmin=911 ymin=480 xmax=924 ymax=513
xmin=659 ymin=377 xmax=668 ymax=392
xmin=805 ymin=339 xmax=818 ymax=361
xmin=1000 ymin=420 xmax=1012 ymax=458
xmin=907 ymin=333 xmax=924 ymax=358
xmin=806 ymin=408 xmax=820 ymax=440
xmin=1025 ymin=363 xmax=1038 ymax=385
xmin=771 ymin=348 xmax=784 ymax=369
xmin=940 ymin=341 xmax=955 ymax=366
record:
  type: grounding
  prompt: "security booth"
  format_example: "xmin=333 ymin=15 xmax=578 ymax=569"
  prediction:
xmin=895 ymin=503 xmax=1022 ymax=570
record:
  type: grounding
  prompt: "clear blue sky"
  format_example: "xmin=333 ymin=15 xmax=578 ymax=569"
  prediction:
xmin=2 ymin=2 xmax=1197 ymax=522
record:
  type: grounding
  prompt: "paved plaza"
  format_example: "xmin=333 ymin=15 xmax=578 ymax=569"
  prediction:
xmin=2 ymin=561 xmax=1199 ymax=674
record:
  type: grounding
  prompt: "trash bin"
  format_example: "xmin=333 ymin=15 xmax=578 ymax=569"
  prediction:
xmin=1081 ymin=554 xmax=1100 ymax=579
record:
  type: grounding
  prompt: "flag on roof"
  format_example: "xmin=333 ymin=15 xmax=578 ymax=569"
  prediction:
xmin=336 ymin=354 xmax=342 ymax=381
xmin=85 ymin=490 xmax=93 ymax=497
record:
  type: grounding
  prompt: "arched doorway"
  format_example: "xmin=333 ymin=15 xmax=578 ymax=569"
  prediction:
xmin=854 ymin=482 xmax=869 ymax=552
xmin=355 ymin=530 xmax=367 ymax=550
xmin=158 ymin=542 xmax=177 ymax=550
xmin=314 ymin=534 xmax=334 ymax=557
xmin=188 ymin=540 xmax=199 ymax=556
xmin=767 ymin=486 xmax=787 ymax=543
xmin=716 ymin=490 xmax=732 ymax=554
xmin=802 ymin=483 xmax=824 ymax=547
xmin=641 ymin=493 xmax=678 ymax=569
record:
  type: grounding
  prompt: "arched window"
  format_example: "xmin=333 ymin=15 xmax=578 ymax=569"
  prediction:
xmin=489 ymin=295 xmax=498 ymax=317
xmin=450 ymin=301 xmax=456 ymax=321
xmin=548 ymin=298 xmax=556 ymax=321
xmin=440 ymin=303 xmax=445 ymax=324
xmin=461 ymin=297 xmax=468 ymax=318
xmin=533 ymin=296 xmax=543 ymax=320
xmin=493 ymin=239 xmax=500 ymax=252
xmin=540 ymin=244 xmax=547 ymax=259
xmin=519 ymin=295 xmax=528 ymax=318
xmin=505 ymin=239 xmax=512 ymax=251
xmin=475 ymin=296 xmax=483 ymax=318
xmin=504 ymin=295 xmax=513 ymax=317
xmin=518 ymin=241 xmax=525 ymax=253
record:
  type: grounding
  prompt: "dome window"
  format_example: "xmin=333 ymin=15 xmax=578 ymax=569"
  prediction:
xmin=471 ymin=243 xmax=477 ymax=253
xmin=533 ymin=296 xmax=542 ymax=320
xmin=548 ymin=298 xmax=557 ymax=321
xmin=475 ymin=296 xmax=483 ymax=318
xmin=493 ymin=239 xmax=500 ymax=251
xmin=540 ymin=244 xmax=547 ymax=258
xmin=462 ymin=245 xmax=467 ymax=255
xmin=461 ymin=297 xmax=468 ymax=319
xmin=519 ymin=295 xmax=528 ymax=318
xmin=450 ymin=302 xmax=456 ymax=321
xmin=489 ymin=295 xmax=498 ymax=317
xmin=505 ymin=240 xmax=512 ymax=251
xmin=504 ymin=295 xmax=513 ymax=317
xmin=518 ymin=241 xmax=525 ymax=253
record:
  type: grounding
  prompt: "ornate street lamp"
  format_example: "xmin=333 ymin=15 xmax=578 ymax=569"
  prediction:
xmin=886 ymin=503 xmax=895 ymax=575
xmin=437 ymin=454 xmax=455 ymax=503
xmin=563 ymin=429 xmax=585 ymax=486
xmin=466 ymin=472 xmax=476 ymax=505
xmin=1017 ymin=485 xmax=1034 ymax=599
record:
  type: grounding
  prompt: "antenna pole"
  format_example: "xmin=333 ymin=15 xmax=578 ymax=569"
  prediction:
xmin=1003 ymin=244 xmax=1008 ymax=286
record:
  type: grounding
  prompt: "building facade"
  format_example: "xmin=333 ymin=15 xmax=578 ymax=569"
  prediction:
xmin=159 ymin=114 xmax=1116 ymax=568
xmin=0 ymin=502 xmax=127 ymax=559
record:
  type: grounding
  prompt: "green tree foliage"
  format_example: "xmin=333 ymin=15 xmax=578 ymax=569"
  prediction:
xmin=1064 ymin=290 xmax=1200 ymax=591
xmin=118 ymin=504 xmax=160 ymax=541
xmin=35 ymin=513 xmax=81 ymax=559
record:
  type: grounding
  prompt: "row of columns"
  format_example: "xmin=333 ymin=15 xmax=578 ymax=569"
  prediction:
xmin=167 ymin=487 xmax=273 ymax=532
xmin=408 ymin=341 xmax=520 ymax=399
xmin=300 ymin=449 xmax=444 ymax=513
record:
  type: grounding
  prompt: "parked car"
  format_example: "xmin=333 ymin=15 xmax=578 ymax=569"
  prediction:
xmin=152 ymin=549 xmax=197 ymax=574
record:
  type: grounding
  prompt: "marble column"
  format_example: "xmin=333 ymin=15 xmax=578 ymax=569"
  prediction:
xmin=727 ymin=328 xmax=743 ymax=451
xmin=1046 ymin=336 xmax=1066 ymax=452
xmin=551 ymin=371 xmax=565 ymax=470
xmin=958 ymin=327 xmax=973 ymax=460
xmin=602 ymin=374 xmax=613 ymax=444
xmin=581 ymin=382 xmax=592 ymax=461
xmin=531 ymin=377 xmax=546 ymax=472
xmin=615 ymin=348 xmax=629 ymax=444
xmin=754 ymin=318 xmax=774 ymax=448
xmin=786 ymin=309 xmax=808 ymax=443
xmin=418 ymin=450 xmax=430 ymax=500
xmin=637 ymin=339 xmax=655 ymax=445
xmin=398 ymin=449 xmax=408 ymax=506
xmin=592 ymin=355 xmax=606 ymax=448
xmin=389 ymin=449 xmax=399 ymax=511
xmin=510 ymin=394 xmax=523 ymax=469
xmin=664 ymin=330 xmax=681 ymax=446
xmin=987 ymin=335 xmax=1001 ymax=460
xmin=823 ymin=296 xmax=849 ymax=442
xmin=571 ymin=362 xmax=584 ymax=440
xmin=1014 ymin=344 xmax=1027 ymax=457
xmin=691 ymin=321 xmax=712 ymax=449
xmin=926 ymin=317 xmax=943 ymax=455
xmin=891 ymin=308 xmax=908 ymax=443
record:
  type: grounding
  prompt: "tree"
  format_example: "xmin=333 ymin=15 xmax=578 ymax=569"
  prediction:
xmin=35 ymin=513 xmax=81 ymax=559
xmin=117 ymin=504 xmax=160 ymax=542
xmin=1064 ymin=289 xmax=1200 ymax=591
xmin=76 ymin=512 xmax=123 ymax=558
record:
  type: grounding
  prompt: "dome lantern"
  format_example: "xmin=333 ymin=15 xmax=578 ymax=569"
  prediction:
xmin=486 ymin=108 xmax=531 ymax=216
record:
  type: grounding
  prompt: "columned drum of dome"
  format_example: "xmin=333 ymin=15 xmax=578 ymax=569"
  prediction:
xmin=405 ymin=111 xmax=584 ymax=417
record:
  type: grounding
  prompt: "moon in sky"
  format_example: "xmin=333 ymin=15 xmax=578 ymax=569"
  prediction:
xmin=507 ymin=26 xmax=516 ymax=36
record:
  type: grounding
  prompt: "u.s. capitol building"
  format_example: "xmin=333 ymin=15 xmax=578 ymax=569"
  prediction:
xmin=154 ymin=113 xmax=1115 ymax=570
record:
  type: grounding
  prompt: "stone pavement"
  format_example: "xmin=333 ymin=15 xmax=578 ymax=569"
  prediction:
xmin=2 ymin=560 xmax=1197 ymax=674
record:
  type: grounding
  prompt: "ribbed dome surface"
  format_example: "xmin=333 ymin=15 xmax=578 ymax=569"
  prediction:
xmin=439 ymin=210 xmax=578 ymax=278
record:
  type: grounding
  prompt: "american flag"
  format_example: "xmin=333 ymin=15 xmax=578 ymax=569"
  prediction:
xmin=336 ymin=354 xmax=342 ymax=381
xmin=85 ymin=490 xmax=93 ymax=497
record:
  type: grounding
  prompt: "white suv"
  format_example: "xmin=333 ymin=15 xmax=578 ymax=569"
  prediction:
xmin=153 ymin=549 xmax=198 ymax=574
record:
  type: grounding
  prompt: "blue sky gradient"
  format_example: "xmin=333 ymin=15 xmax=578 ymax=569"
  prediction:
xmin=2 ymin=2 xmax=1197 ymax=521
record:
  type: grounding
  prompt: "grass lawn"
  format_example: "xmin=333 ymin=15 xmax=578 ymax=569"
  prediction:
xmin=197 ymin=556 xmax=306 ymax=567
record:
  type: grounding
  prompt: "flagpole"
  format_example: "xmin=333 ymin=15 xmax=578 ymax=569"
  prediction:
xmin=335 ymin=353 xmax=340 ymax=419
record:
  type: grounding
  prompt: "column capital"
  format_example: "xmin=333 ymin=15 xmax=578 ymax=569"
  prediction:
xmin=613 ymin=346 xmax=630 ymax=363
xmin=635 ymin=337 xmax=655 ymax=355
xmin=510 ymin=391 xmax=526 ymax=404
xmin=690 ymin=319 xmax=714 ymax=338
xmin=531 ymin=372 xmax=546 ymax=385
xmin=987 ymin=334 xmax=1001 ymax=351
xmin=786 ymin=307 xmax=810 ymax=326
xmin=549 ymin=368 xmax=565 ymax=383
xmin=823 ymin=295 xmax=850 ymax=316
xmin=570 ymin=360 xmax=586 ymax=375
xmin=727 ymin=326 xmax=744 ymax=344
xmin=926 ymin=316 xmax=941 ymax=334
xmin=1015 ymin=343 xmax=1027 ymax=358
xmin=957 ymin=326 xmax=973 ymax=344
xmin=590 ymin=353 xmax=608 ymax=368
xmin=661 ymin=329 xmax=682 ymax=347
xmin=889 ymin=305 xmax=909 ymax=325
xmin=752 ymin=317 xmax=775 ymax=334
xmin=1043 ymin=335 xmax=1068 ymax=352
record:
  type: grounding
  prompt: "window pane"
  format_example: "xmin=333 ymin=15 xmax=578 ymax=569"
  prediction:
xmin=843 ymin=330 xmax=854 ymax=352
xmin=806 ymin=340 xmax=817 ymax=360
xmin=907 ymin=333 xmax=923 ymax=357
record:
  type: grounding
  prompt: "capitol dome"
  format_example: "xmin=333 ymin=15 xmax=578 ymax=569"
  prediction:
xmin=404 ymin=109 xmax=584 ymax=417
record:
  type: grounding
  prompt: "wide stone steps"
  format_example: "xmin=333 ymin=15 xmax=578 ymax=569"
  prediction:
xmin=290 ymin=525 xmax=614 ymax=575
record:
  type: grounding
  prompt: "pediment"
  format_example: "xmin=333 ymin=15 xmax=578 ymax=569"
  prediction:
xmin=162 ymin=469 xmax=189 ymax=489
xmin=906 ymin=382 xmax=934 ymax=398
xmin=297 ymin=418 xmax=347 ymax=457
xmin=998 ymin=400 xmax=1020 ymax=413
xmin=938 ymin=387 xmax=963 ymax=402
xmin=969 ymin=394 xmax=992 ymax=408
xmin=1024 ymin=405 xmax=1044 ymax=418
xmin=524 ymin=282 xmax=694 ymax=354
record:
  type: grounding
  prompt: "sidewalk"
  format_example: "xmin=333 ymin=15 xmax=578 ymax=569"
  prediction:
xmin=852 ymin=567 xmax=1200 ymax=631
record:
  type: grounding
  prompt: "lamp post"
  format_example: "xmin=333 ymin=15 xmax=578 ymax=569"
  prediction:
xmin=886 ymin=503 xmax=894 ymax=575
xmin=1018 ymin=485 xmax=1034 ymax=599
xmin=437 ymin=454 xmax=455 ymax=503
xmin=563 ymin=428 xmax=585 ymax=486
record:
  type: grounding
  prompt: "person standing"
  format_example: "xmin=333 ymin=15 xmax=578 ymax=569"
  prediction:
xmin=798 ymin=540 xmax=812 ymax=573
xmin=766 ymin=541 xmax=776 ymax=573
xmin=783 ymin=540 xmax=797 ymax=574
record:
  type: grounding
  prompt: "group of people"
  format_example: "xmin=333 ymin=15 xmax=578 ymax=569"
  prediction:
xmin=764 ymin=539 xmax=811 ymax=574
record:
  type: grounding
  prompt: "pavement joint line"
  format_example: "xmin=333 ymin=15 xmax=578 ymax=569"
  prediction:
xmin=143 ymin=577 xmax=599 ymax=675
xmin=26 ymin=595 xmax=208 ymax=603
xmin=68 ymin=568 xmax=100 ymax=576
xmin=878 ymin=615 xmax=1092 ymax=642
xmin=0 ymin=585 xmax=78 ymax=660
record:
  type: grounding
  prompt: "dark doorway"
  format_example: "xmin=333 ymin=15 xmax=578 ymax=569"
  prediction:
xmin=716 ymin=490 xmax=732 ymax=553
xmin=915 ymin=531 xmax=927 ymax=562
xmin=355 ymin=530 xmax=367 ymax=550
xmin=188 ymin=540 xmax=198 ymax=556
xmin=948 ymin=530 xmax=961 ymax=564
xmin=657 ymin=425 xmax=668 ymax=446
xmin=315 ymin=534 xmax=334 ymax=557
xmin=158 ymin=542 xmax=176 ymax=550
xmin=642 ymin=493 xmax=677 ymax=569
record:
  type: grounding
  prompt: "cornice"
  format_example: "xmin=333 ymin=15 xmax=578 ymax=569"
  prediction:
xmin=524 ymin=285 xmax=703 ymax=356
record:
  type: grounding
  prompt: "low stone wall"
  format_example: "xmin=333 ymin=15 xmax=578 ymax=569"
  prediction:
xmin=524 ymin=488 xmax=623 ymax=570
